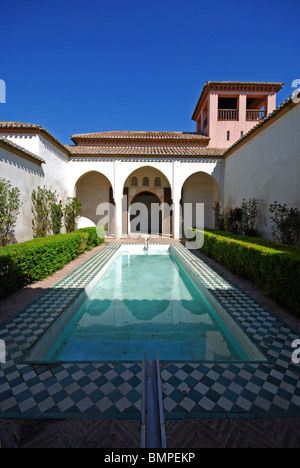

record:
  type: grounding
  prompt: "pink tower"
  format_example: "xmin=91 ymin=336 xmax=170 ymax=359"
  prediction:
xmin=192 ymin=81 xmax=283 ymax=148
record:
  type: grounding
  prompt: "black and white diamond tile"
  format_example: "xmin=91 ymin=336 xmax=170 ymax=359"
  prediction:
xmin=0 ymin=244 xmax=142 ymax=419
xmin=161 ymin=245 xmax=300 ymax=418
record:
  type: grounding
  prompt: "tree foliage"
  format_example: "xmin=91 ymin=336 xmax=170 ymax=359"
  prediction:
xmin=0 ymin=178 xmax=21 ymax=247
xmin=269 ymin=201 xmax=300 ymax=245
xmin=63 ymin=197 xmax=83 ymax=233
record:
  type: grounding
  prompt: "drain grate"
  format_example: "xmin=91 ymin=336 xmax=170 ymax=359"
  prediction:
xmin=141 ymin=353 xmax=167 ymax=449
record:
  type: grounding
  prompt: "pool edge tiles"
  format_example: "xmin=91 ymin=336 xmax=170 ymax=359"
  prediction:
xmin=169 ymin=246 xmax=267 ymax=363
xmin=23 ymin=244 xmax=123 ymax=363
xmin=26 ymin=243 xmax=264 ymax=364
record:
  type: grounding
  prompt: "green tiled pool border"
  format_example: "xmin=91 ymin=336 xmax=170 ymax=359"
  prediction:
xmin=0 ymin=242 xmax=300 ymax=421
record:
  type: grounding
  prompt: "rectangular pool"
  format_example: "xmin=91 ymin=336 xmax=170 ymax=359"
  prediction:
xmin=26 ymin=245 xmax=265 ymax=363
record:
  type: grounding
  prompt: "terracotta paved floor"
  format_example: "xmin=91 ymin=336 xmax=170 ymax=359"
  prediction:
xmin=165 ymin=417 xmax=300 ymax=448
xmin=0 ymin=416 xmax=299 ymax=448
xmin=1 ymin=239 xmax=300 ymax=448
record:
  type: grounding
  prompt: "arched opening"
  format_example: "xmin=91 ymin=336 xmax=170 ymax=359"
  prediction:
xmin=75 ymin=171 xmax=114 ymax=234
xmin=130 ymin=191 xmax=162 ymax=235
xmin=181 ymin=172 xmax=220 ymax=229
xmin=123 ymin=166 xmax=172 ymax=237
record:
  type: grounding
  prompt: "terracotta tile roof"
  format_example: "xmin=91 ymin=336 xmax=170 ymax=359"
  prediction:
xmin=0 ymin=136 xmax=46 ymax=165
xmin=66 ymin=145 xmax=225 ymax=158
xmin=71 ymin=131 xmax=209 ymax=144
xmin=224 ymin=90 xmax=300 ymax=157
xmin=0 ymin=121 xmax=69 ymax=155
xmin=192 ymin=81 xmax=284 ymax=121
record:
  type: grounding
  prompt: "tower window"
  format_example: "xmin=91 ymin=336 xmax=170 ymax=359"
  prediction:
xmin=131 ymin=176 xmax=138 ymax=186
xmin=154 ymin=177 xmax=161 ymax=187
xmin=143 ymin=177 xmax=150 ymax=187
xmin=227 ymin=131 xmax=230 ymax=141
xmin=218 ymin=97 xmax=238 ymax=120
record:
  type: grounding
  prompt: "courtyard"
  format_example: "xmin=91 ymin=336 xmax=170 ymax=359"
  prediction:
xmin=0 ymin=238 xmax=300 ymax=448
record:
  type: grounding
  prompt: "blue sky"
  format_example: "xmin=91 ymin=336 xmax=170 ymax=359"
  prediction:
xmin=1 ymin=0 xmax=299 ymax=144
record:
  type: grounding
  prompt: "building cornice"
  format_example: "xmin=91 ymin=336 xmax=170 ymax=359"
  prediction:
xmin=70 ymin=131 xmax=210 ymax=146
xmin=66 ymin=145 xmax=224 ymax=158
xmin=70 ymin=156 xmax=223 ymax=164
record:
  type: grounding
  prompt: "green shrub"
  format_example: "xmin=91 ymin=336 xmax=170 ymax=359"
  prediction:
xmin=269 ymin=201 xmax=300 ymax=245
xmin=0 ymin=178 xmax=22 ymax=246
xmin=213 ymin=199 xmax=259 ymax=236
xmin=64 ymin=197 xmax=83 ymax=233
xmin=213 ymin=201 xmax=226 ymax=231
xmin=0 ymin=229 xmax=103 ymax=300
xmin=77 ymin=227 xmax=106 ymax=250
xmin=204 ymin=228 xmax=300 ymax=252
xmin=189 ymin=228 xmax=300 ymax=315
xmin=0 ymin=228 xmax=106 ymax=300
xmin=241 ymin=198 xmax=259 ymax=237
xmin=51 ymin=201 xmax=64 ymax=235
xmin=225 ymin=207 xmax=243 ymax=234
xmin=31 ymin=186 xmax=58 ymax=238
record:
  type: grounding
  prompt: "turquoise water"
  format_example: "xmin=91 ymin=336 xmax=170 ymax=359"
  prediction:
xmin=43 ymin=250 xmax=250 ymax=362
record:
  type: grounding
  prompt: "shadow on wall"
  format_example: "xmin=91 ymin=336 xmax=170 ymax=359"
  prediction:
xmin=40 ymin=137 xmax=69 ymax=163
xmin=0 ymin=153 xmax=45 ymax=178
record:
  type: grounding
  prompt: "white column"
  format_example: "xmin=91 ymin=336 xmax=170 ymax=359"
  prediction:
xmin=172 ymin=161 xmax=182 ymax=240
xmin=173 ymin=199 xmax=181 ymax=240
xmin=115 ymin=198 xmax=123 ymax=239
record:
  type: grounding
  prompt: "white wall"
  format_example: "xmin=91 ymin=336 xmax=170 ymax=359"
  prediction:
xmin=75 ymin=171 xmax=111 ymax=226
xmin=224 ymin=102 xmax=300 ymax=239
xmin=38 ymin=135 xmax=70 ymax=202
xmin=0 ymin=146 xmax=45 ymax=242
xmin=182 ymin=172 xmax=220 ymax=228
xmin=0 ymin=134 xmax=70 ymax=242
xmin=2 ymin=133 xmax=40 ymax=154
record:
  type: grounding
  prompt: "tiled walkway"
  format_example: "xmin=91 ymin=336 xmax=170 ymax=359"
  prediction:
xmin=0 ymin=243 xmax=142 ymax=420
xmin=0 ymin=240 xmax=300 ymax=427
xmin=161 ymin=244 xmax=300 ymax=418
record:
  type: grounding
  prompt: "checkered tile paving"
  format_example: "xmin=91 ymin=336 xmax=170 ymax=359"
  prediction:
xmin=161 ymin=245 xmax=300 ymax=418
xmin=0 ymin=244 xmax=142 ymax=419
xmin=1 ymin=242 xmax=300 ymax=420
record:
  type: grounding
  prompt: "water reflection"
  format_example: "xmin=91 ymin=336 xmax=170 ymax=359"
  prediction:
xmin=43 ymin=251 xmax=248 ymax=362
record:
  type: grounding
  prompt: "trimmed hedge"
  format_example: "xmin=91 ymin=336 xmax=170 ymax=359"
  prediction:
xmin=77 ymin=227 xmax=105 ymax=250
xmin=189 ymin=229 xmax=300 ymax=316
xmin=0 ymin=228 xmax=105 ymax=300
xmin=205 ymin=228 xmax=300 ymax=254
